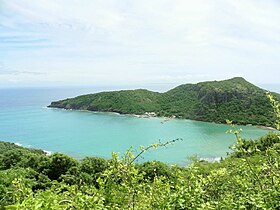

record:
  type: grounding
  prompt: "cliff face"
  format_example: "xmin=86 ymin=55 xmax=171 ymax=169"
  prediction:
xmin=48 ymin=77 xmax=280 ymax=127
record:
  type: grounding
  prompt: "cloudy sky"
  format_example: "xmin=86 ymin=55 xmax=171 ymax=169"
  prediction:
xmin=0 ymin=0 xmax=280 ymax=88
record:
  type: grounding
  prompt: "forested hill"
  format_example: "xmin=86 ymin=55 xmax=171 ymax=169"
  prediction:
xmin=48 ymin=77 xmax=280 ymax=127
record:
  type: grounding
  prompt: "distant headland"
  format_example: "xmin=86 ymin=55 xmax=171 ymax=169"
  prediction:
xmin=48 ymin=77 xmax=280 ymax=127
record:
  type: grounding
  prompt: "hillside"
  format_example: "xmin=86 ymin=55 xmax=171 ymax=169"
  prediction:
xmin=48 ymin=77 xmax=280 ymax=126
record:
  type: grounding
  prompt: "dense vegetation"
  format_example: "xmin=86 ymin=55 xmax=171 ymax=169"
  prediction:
xmin=49 ymin=77 xmax=280 ymax=127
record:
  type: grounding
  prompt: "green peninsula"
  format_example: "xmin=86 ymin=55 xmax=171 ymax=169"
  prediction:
xmin=48 ymin=77 xmax=280 ymax=127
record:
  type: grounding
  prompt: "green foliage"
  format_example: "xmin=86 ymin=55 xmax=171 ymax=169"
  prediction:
xmin=46 ymin=153 xmax=78 ymax=180
xmin=79 ymin=157 xmax=108 ymax=185
xmin=0 ymin=142 xmax=46 ymax=170
xmin=49 ymin=89 xmax=162 ymax=115
xmin=80 ymin=157 xmax=108 ymax=176
xmin=49 ymin=77 xmax=280 ymax=127
xmin=267 ymin=92 xmax=280 ymax=130
xmin=138 ymin=161 xmax=173 ymax=181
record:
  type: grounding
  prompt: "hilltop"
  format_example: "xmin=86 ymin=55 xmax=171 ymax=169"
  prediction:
xmin=48 ymin=77 xmax=280 ymax=127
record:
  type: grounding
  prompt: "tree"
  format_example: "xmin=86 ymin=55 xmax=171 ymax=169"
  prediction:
xmin=46 ymin=153 xmax=78 ymax=180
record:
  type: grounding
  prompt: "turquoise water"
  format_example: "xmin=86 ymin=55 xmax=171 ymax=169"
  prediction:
xmin=0 ymin=87 xmax=271 ymax=165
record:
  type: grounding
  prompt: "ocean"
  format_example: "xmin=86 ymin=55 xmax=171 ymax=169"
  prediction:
xmin=0 ymin=84 xmax=278 ymax=165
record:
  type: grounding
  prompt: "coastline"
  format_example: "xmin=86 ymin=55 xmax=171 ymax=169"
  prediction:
xmin=256 ymin=125 xmax=277 ymax=131
xmin=46 ymin=106 xmax=275 ymax=130
xmin=8 ymin=141 xmax=52 ymax=156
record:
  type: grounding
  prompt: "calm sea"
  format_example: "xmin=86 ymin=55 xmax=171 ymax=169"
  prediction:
xmin=0 ymin=84 xmax=278 ymax=165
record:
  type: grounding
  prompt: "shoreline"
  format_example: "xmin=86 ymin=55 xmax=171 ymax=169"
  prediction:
xmin=256 ymin=125 xmax=277 ymax=131
xmin=46 ymin=106 xmax=275 ymax=130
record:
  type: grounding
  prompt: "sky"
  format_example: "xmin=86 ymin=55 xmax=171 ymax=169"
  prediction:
xmin=0 ymin=0 xmax=280 ymax=88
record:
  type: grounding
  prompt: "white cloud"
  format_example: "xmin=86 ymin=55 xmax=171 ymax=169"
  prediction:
xmin=0 ymin=0 xmax=280 ymax=87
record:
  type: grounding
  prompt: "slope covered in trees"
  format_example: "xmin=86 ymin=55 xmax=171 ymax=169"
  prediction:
xmin=49 ymin=77 xmax=280 ymax=127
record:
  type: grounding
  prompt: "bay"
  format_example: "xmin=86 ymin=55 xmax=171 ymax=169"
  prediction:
xmin=0 ymin=86 xmax=273 ymax=165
